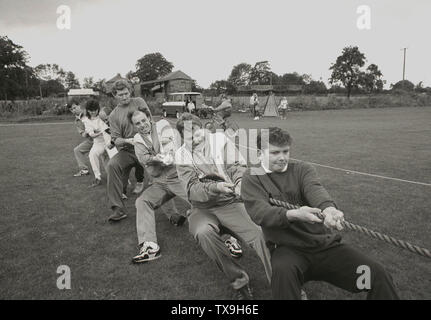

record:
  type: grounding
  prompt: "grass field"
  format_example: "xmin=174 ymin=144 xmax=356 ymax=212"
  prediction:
xmin=0 ymin=106 xmax=430 ymax=300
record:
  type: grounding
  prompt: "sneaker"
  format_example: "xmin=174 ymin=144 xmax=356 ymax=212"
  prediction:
xmin=225 ymin=236 xmax=243 ymax=258
xmin=253 ymin=116 xmax=258 ymax=120
xmin=301 ymin=289 xmax=308 ymax=300
xmin=108 ymin=207 xmax=127 ymax=222
xmin=88 ymin=178 xmax=101 ymax=188
xmin=132 ymin=182 xmax=144 ymax=194
xmin=132 ymin=241 xmax=161 ymax=263
xmin=73 ymin=169 xmax=89 ymax=177
xmin=169 ymin=214 xmax=186 ymax=227
xmin=234 ymin=284 xmax=254 ymax=300
xmin=121 ymin=193 xmax=128 ymax=200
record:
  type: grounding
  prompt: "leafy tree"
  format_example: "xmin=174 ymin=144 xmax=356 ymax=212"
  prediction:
xmin=82 ymin=77 xmax=94 ymax=89
xmin=304 ymin=80 xmax=327 ymax=94
xmin=360 ymin=64 xmax=384 ymax=93
xmin=228 ymin=63 xmax=252 ymax=87
xmin=391 ymin=80 xmax=414 ymax=91
xmin=34 ymin=64 xmax=66 ymax=85
xmin=249 ymin=61 xmax=271 ymax=85
xmin=209 ymin=80 xmax=235 ymax=95
xmin=0 ymin=36 xmax=31 ymax=100
xmin=65 ymin=71 xmax=80 ymax=89
xmin=126 ymin=70 xmax=135 ymax=80
xmin=40 ymin=79 xmax=65 ymax=97
xmin=191 ymin=80 xmax=203 ymax=93
xmin=329 ymin=46 xmax=366 ymax=98
xmin=279 ymin=72 xmax=306 ymax=85
xmin=135 ymin=52 xmax=174 ymax=82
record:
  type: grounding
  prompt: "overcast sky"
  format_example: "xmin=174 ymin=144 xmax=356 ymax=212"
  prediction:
xmin=1 ymin=0 xmax=430 ymax=88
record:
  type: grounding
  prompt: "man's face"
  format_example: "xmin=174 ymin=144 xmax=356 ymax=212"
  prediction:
xmin=132 ymin=112 xmax=151 ymax=135
xmin=115 ymin=88 xmax=131 ymax=105
xmin=261 ymin=143 xmax=291 ymax=172
xmin=71 ymin=103 xmax=81 ymax=116
xmin=183 ymin=123 xmax=205 ymax=148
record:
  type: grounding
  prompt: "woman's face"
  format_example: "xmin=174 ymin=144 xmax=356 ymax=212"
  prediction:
xmin=88 ymin=109 xmax=99 ymax=118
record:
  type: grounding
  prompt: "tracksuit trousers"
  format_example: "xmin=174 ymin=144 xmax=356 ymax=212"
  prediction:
xmin=188 ymin=202 xmax=272 ymax=288
xmin=107 ymin=149 xmax=145 ymax=210
xmin=135 ymin=177 xmax=190 ymax=245
xmin=270 ymin=243 xmax=399 ymax=300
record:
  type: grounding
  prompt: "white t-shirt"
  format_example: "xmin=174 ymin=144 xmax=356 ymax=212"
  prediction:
xmin=279 ymin=99 xmax=288 ymax=109
xmin=187 ymin=102 xmax=196 ymax=112
xmin=82 ymin=116 xmax=109 ymax=144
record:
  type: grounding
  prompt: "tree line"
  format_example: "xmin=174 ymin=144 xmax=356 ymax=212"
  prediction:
xmin=1 ymin=35 xmax=429 ymax=101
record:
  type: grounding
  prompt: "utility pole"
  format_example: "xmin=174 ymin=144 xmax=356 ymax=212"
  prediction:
xmin=401 ymin=47 xmax=407 ymax=84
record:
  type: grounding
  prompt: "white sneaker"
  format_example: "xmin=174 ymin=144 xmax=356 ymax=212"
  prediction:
xmin=132 ymin=241 xmax=161 ymax=263
xmin=225 ymin=236 xmax=243 ymax=258
xmin=121 ymin=193 xmax=128 ymax=200
xmin=253 ymin=116 xmax=258 ymax=120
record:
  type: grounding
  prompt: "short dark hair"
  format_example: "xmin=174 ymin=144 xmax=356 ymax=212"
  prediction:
xmin=85 ymin=99 xmax=100 ymax=118
xmin=257 ymin=127 xmax=292 ymax=150
xmin=112 ymin=79 xmax=132 ymax=95
xmin=128 ymin=108 xmax=151 ymax=124
xmin=176 ymin=112 xmax=202 ymax=138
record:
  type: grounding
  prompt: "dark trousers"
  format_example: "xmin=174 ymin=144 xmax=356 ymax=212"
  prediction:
xmin=107 ymin=149 xmax=145 ymax=210
xmin=270 ymin=243 xmax=399 ymax=300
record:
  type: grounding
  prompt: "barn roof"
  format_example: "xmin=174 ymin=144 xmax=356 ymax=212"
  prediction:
xmin=141 ymin=70 xmax=193 ymax=85
xmin=106 ymin=73 xmax=126 ymax=84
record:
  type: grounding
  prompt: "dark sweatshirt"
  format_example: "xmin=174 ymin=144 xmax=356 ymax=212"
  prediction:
xmin=241 ymin=161 xmax=342 ymax=252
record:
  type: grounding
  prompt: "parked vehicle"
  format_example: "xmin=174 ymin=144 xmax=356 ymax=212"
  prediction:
xmin=161 ymin=92 xmax=202 ymax=118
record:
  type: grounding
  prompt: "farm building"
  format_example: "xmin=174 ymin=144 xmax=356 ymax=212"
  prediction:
xmin=137 ymin=70 xmax=194 ymax=98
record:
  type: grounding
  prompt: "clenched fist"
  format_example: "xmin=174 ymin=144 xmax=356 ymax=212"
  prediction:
xmin=286 ymin=206 xmax=323 ymax=224
xmin=322 ymin=207 xmax=344 ymax=230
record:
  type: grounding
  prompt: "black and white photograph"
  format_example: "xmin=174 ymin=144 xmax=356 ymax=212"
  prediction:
xmin=0 ymin=0 xmax=430 ymax=307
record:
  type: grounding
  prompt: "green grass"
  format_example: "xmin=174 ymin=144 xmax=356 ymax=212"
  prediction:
xmin=0 ymin=106 xmax=430 ymax=299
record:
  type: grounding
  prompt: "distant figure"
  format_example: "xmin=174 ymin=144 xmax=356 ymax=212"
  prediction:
xmin=187 ymin=100 xmax=196 ymax=114
xmin=278 ymin=96 xmax=289 ymax=120
xmin=250 ymin=93 xmax=260 ymax=120
xmin=71 ymin=99 xmax=92 ymax=177
xmin=213 ymin=94 xmax=239 ymax=138
xmin=82 ymin=100 xmax=111 ymax=188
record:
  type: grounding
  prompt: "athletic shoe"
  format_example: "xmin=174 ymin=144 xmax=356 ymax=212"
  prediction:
xmin=108 ymin=207 xmax=127 ymax=222
xmin=73 ymin=169 xmax=89 ymax=177
xmin=132 ymin=182 xmax=144 ymax=194
xmin=234 ymin=284 xmax=254 ymax=300
xmin=88 ymin=178 xmax=101 ymax=188
xmin=301 ymin=289 xmax=308 ymax=300
xmin=225 ymin=236 xmax=243 ymax=258
xmin=169 ymin=214 xmax=186 ymax=227
xmin=121 ymin=193 xmax=128 ymax=200
xmin=132 ymin=241 xmax=161 ymax=263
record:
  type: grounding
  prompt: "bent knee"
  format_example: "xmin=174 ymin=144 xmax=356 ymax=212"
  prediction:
xmin=106 ymin=157 xmax=121 ymax=173
xmin=135 ymin=196 xmax=156 ymax=210
xmin=193 ymin=224 xmax=218 ymax=241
